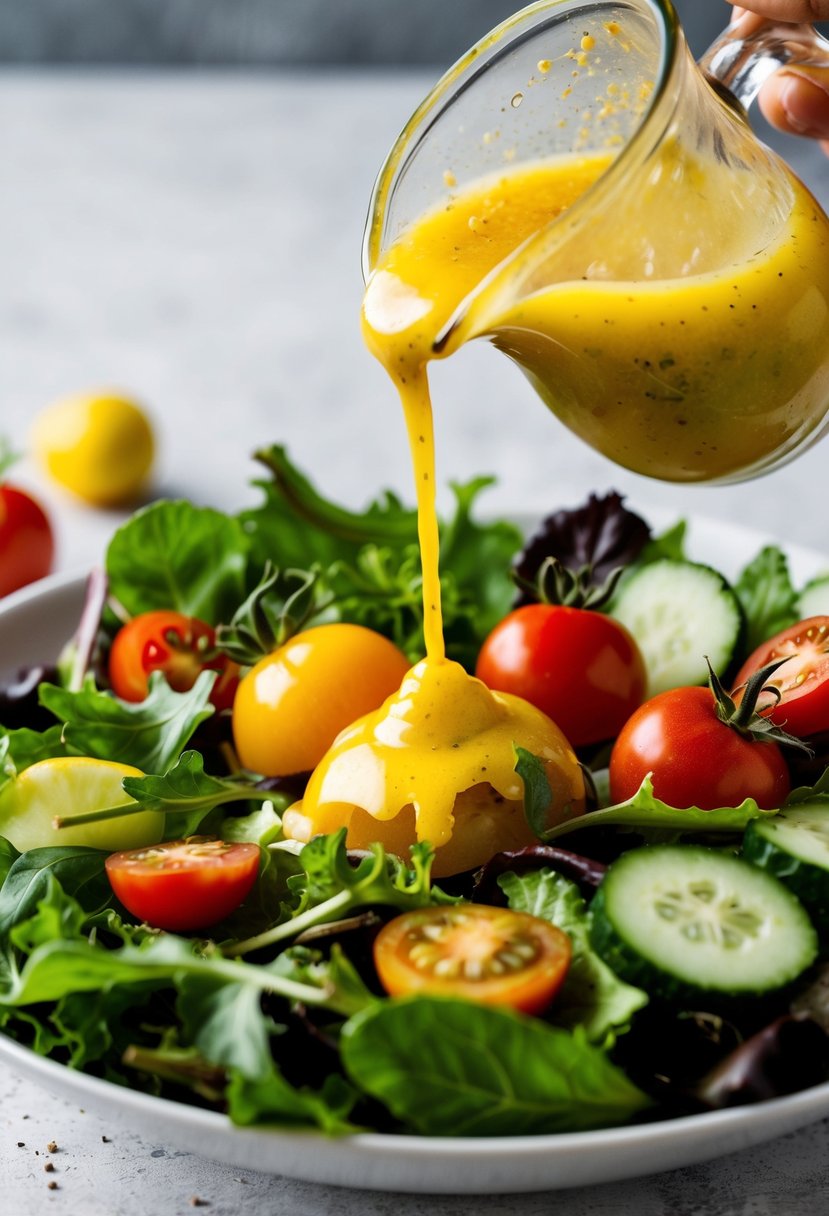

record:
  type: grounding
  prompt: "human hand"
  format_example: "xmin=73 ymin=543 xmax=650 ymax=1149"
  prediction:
xmin=728 ymin=2 xmax=829 ymax=150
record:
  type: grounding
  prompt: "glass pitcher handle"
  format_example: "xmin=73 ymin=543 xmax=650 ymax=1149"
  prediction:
xmin=699 ymin=16 xmax=829 ymax=111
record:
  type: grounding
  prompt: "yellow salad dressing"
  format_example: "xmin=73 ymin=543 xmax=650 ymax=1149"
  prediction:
xmin=284 ymin=147 xmax=829 ymax=873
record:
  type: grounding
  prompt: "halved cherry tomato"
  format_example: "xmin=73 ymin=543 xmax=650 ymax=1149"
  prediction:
xmin=373 ymin=904 xmax=572 ymax=1014
xmin=609 ymin=685 xmax=791 ymax=810
xmin=0 ymin=483 xmax=54 ymax=598
xmin=108 ymin=610 xmax=239 ymax=711
xmin=733 ymin=617 xmax=829 ymax=738
xmin=475 ymin=604 xmax=646 ymax=746
xmin=105 ymin=837 xmax=260 ymax=931
xmin=232 ymin=623 xmax=410 ymax=776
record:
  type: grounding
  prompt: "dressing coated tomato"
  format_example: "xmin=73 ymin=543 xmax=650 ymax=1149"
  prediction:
xmin=105 ymin=838 xmax=260 ymax=930
xmin=373 ymin=904 xmax=572 ymax=1014
xmin=476 ymin=604 xmax=646 ymax=746
xmin=108 ymin=610 xmax=239 ymax=711
xmin=733 ymin=617 xmax=829 ymax=738
xmin=232 ymin=623 xmax=410 ymax=776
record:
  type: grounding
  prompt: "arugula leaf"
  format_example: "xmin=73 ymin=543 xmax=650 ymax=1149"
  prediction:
xmin=106 ymin=500 xmax=249 ymax=624
xmin=0 ymin=846 xmax=110 ymax=945
xmin=121 ymin=750 xmax=272 ymax=838
xmin=227 ymin=829 xmax=455 ymax=957
xmin=226 ymin=1066 xmax=359 ymax=1134
xmin=268 ymin=945 xmax=377 ymax=1019
xmin=39 ymin=672 xmax=215 ymax=775
xmin=735 ymin=545 xmax=799 ymax=656
xmin=241 ymin=444 xmax=419 ymax=570
xmin=499 ymin=868 xmax=647 ymax=1044
xmin=340 ymin=996 xmax=650 ymax=1135
xmin=540 ymin=775 xmax=774 ymax=841
xmin=0 ymin=922 xmax=346 ymax=1009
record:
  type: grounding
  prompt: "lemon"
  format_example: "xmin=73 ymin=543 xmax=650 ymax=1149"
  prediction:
xmin=0 ymin=756 xmax=164 ymax=853
xmin=32 ymin=392 xmax=155 ymax=507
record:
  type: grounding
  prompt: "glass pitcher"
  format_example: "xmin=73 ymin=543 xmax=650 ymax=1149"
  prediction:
xmin=362 ymin=0 xmax=829 ymax=484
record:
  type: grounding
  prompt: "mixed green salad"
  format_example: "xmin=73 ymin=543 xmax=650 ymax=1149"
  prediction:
xmin=3 ymin=445 xmax=829 ymax=1138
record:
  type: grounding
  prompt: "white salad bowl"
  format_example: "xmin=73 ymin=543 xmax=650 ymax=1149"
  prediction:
xmin=1 ymin=513 xmax=829 ymax=1194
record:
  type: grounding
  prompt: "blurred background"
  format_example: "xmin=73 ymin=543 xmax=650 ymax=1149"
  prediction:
xmin=0 ymin=0 xmax=731 ymax=63
xmin=1 ymin=0 xmax=827 ymax=574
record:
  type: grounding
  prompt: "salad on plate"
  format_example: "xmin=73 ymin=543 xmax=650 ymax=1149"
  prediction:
xmin=2 ymin=445 xmax=829 ymax=1138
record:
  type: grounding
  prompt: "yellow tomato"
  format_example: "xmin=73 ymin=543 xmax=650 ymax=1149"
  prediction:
xmin=32 ymin=391 xmax=155 ymax=507
xmin=232 ymin=623 xmax=411 ymax=776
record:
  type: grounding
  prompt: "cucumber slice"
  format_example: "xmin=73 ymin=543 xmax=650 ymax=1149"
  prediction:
xmin=797 ymin=576 xmax=829 ymax=620
xmin=590 ymin=845 xmax=817 ymax=1001
xmin=610 ymin=560 xmax=743 ymax=695
xmin=743 ymin=804 xmax=829 ymax=941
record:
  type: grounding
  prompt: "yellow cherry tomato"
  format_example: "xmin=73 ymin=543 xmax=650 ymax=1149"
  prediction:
xmin=232 ymin=624 xmax=411 ymax=777
xmin=32 ymin=391 xmax=155 ymax=507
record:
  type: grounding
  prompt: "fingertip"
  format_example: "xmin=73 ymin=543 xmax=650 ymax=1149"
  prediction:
xmin=760 ymin=70 xmax=829 ymax=140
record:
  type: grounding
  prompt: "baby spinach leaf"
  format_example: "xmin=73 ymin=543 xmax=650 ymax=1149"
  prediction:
xmin=735 ymin=545 xmax=799 ymax=657
xmin=226 ymin=1065 xmax=359 ymax=1134
xmin=39 ymin=672 xmax=215 ymax=775
xmin=106 ymin=500 xmax=249 ymax=624
xmin=341 ymin=996 xmax=650 ymax=1135
xmin=177 ymin=974 xmax=277 ymax=1080
xmin=0 ymin=846 xmax=110 ymax=945
xmin=499 ymin=868 xmax=647 ymax=1044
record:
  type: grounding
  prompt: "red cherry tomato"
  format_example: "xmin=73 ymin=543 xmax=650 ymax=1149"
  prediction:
xmin=373 ymin=904 xmax=572 ymax=1014
xmin=609 ymin=685 xmax=791 ymax=810
xmin=105 ymin=838 xmax=260 ymax=931
xmin=475 ymin=604 xmax=646 ymax=746
xmin=733 ymin=617 xmax=829 ymax=738
xmin=108 ymin=610 xmax=239 ymax=711
xmin=0 ymin=483 xmax=54 ymax=598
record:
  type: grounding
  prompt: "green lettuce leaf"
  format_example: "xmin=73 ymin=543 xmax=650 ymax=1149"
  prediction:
xmin=499 ymin=868 xmax=647 ymax=1044
xmin=340 ymin=996 xmax=650 ymax=1135
xmin=540 ymin=776 xmax=774 ymax=841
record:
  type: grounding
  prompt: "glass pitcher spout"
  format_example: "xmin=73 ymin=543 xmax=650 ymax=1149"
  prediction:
xmin=700 ymin=14 xmax=829 ymax=112
xmin=363 ymin=1 xmax=829 ymax=485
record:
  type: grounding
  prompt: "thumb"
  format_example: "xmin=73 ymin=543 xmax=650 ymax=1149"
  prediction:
xmin=759 ymin=65 xmax=829 ymax=146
